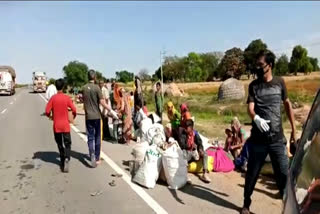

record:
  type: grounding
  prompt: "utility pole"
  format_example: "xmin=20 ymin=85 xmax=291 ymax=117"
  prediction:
xmin=160 ymin=50 xmax=166 ymax=99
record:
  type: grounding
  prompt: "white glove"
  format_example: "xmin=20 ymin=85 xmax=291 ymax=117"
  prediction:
xmin=254 ymin=115 xmax=270 ymax=132
xmin=109 ymin=110 xmax=119 ymax=120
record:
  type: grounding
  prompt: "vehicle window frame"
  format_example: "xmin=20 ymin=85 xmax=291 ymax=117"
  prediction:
xmin=289 ymin=89 xmax=320 ymax=210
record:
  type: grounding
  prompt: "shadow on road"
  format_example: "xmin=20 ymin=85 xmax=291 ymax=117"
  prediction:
xmin=32 ymin=150 xmax=92 ymax=168
xmin=258 ymin=175 xmax=278 ymax=191
xmin=237 ymin=183 xmax=280 ymax=200
xmin=170 ymin=184 xmax=240 ymax=212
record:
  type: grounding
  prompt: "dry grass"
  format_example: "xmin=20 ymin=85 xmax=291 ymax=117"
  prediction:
xmin=132 ymin=72 xmax=319 ymax=139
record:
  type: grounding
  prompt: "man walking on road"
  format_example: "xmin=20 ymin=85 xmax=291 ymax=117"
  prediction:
xmin=45 ymin=79 xmax=77 ymax=173
xmin=241 ymin=50 xmax=296 ymax=214
xmin=83 ymin=70 xmax=118 ymax=168
xmin=46 ymin=79 xmax=57 ymax=100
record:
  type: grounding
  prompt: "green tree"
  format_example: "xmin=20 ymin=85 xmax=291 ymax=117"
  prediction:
xmin=48 ymin=78 xmax=56 ymax=85
xmin=309 ymin=57 xmax=320 ymax=71
xmin=63 ymin=61 xmax=88 ymax=87
xmin=95 ymin=71 xmax=105 ymax=82
xmin=217 ymin=47 xmax=246 ymax=80
xmin=185 ymin=52 xmax=204 ymax=82
xmin=274 ymin=54 xmax=289 ymax=76
xmin=244 ymin=39 xmax=268 ymax=77
xmin=155 ymin=56 xmax=186 ymax=82
xmin=115 ymin=70 xmax=134 ymax=83
xmin=200 ymin=52 xmax=222 ymax=81
xmin=289 ymin=45 xmax=313 ymax=75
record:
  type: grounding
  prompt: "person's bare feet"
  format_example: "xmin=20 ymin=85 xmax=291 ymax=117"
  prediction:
xmin=201 ymin=173 xmax=211 ymax=183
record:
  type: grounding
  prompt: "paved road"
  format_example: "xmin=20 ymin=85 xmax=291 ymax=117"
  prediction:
xmin=0 ymin=88 xmax=282 ymax=214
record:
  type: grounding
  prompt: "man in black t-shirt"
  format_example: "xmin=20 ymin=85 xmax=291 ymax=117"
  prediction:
xmin=241 ymin=50 xmax=296 ymax=214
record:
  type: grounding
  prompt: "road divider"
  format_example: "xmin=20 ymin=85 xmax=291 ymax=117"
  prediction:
xmin=38 ymin=93 xmax=168 ymax=214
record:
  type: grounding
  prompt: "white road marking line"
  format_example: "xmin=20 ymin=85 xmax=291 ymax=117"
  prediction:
xmin=39 ymin=93 xmax=47 ymax=103
xmin=1 ymin=109 xmax=7 ymax=114
xmin=39 ymin=93 xmax=168 ymax=214
xmin=10 ymin=102 xmax=13 ymax=105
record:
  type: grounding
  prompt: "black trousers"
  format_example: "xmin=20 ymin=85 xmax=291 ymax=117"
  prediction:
xmin=54 ymin=132 xmax=72 ymax=162
xmin=244 ymin=139 xmax=288 ymax=208
xmin=102 ymin=116 xmax=111 ymax=139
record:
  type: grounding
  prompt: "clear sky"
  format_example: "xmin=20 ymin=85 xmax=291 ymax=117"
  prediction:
xmin=1 ymin=1 xmax=320 ymax=83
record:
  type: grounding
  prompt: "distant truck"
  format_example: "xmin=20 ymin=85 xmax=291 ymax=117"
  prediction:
xmin=0 ymin=66 xmax=16 ymax=96
xmin=32 ymin=71 xmax=47 ymax=93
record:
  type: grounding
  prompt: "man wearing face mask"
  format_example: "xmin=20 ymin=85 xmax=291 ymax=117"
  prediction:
xmin=241 ymin=50 xmax=296 ymax=214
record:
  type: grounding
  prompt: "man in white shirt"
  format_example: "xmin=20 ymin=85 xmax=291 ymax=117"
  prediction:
xmin=46 ymin=80 xmax=57 ymax=100
xmin=99 ymin=80 xmax=111 ymax=139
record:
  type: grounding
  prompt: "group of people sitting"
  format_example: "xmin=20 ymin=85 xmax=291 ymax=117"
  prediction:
xmin=164 ymin=101 xmax=211 ymax=183
xmin=97 ymin=77 xmax=250 ymax=183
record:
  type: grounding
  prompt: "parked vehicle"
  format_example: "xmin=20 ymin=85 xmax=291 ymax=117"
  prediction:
xmin=32 ymin=71 xmax=47 ymax=93
xmin=283 ymin=89 xmax=320 ymax=214
xmin=0 ymin=66 xmax=16 ymax=96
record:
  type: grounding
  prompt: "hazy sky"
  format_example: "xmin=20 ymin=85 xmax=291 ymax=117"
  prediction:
xmin=1 ymin=1 xmax=320 ymax=83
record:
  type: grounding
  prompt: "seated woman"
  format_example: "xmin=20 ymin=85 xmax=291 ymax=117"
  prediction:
xmin=176 ymin=119 xmax=211 ymax=183
xmin=180 ymin=103 xmax=192 ymax=129
xmin=167 ymin=101 xmax=181 ymax=129
xmin=224 ymin=117 xmax=247 ymax=159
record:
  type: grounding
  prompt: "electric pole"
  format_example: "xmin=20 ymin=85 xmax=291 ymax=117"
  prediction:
xmin=160 ymin=50 xmax=166 ymax=99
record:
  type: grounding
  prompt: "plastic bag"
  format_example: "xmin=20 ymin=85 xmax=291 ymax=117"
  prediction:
xmin=131 ymin=141 xmax=149 ymax=176
xmin=133 ymin=144 xmax=162 ymax=189
xmin=147 ymin=123 xmax=166 ymax=146
xmin=162 ymin=143 xmax=188 ymax=189
xmin=140 ymin=118 xmax=153 ymax=142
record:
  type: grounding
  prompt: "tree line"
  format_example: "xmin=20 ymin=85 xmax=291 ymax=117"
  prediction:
xmin=58 ymin=39 xmax=319 ymax=86
xmin=153 ymin=39 xmax=319 ymax=82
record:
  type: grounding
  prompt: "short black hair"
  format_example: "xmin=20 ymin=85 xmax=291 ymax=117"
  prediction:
xmin=88 ymin=69 xmax=96 ymax=81
xmin=156 ymin=82 xmax=161 ymax=87
xmin=55 ymin=78 xmax=65 ymax=91
xmin=130 ymin=91 xmax=134 ymax=96
xmin=106 ymin=79 xmax=110 ymax=83
xmin=185 ymin=119 xmax=194 ymax=128
xmin=257 ymin=49 xmax=276 ymax=69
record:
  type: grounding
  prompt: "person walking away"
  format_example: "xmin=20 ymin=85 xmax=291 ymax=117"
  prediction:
xmin=176 ymin=119 xmax=211 ymax=183
xmin=83 ymin=70 xmax=118 ymax=168
xmin=241 ymin=50 xmax=296 ymax=214
xmin=167 ymin=101 xmax=181 ymax=130
xmin=180 ymin=103 xmax=192 ymax=129
xmin=155 ymin=82 xmax=163 ymax=122
xmin=45 ymin=79 xmax=57 ymax=100
xmin=99 ymin=80 xmax=111 ymax=140
xmin=45 ymin=79 xmax=76 ymax=173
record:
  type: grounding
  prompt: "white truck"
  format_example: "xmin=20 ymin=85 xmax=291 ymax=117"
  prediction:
xmin=0 ymin=66 xmax=16 ymax=96
xmin=32 ymin=71 xmax=47 ymax=93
